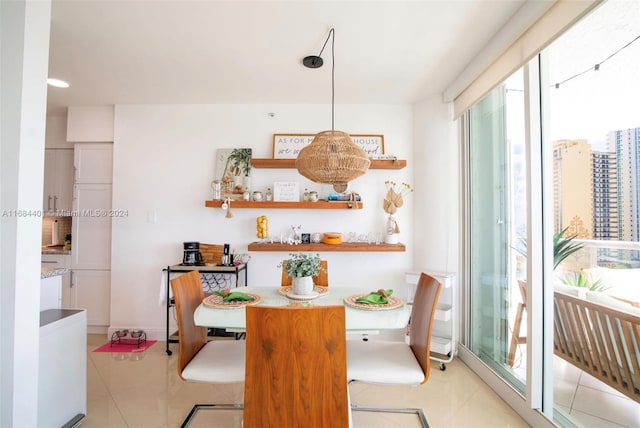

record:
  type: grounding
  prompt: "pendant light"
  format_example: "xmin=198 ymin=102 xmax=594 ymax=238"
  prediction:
xmin=295 ymin=28 xmax=370 ymax=193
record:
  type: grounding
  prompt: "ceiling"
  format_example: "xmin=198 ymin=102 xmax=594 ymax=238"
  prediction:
xmin=46 ymin=0 xmax=528 ymax=115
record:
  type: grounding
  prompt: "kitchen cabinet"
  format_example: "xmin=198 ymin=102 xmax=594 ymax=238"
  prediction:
xmin=41 ymin=254 xmax=71 ymax=307
xmin=71 ymin=143 xmax=112 ymax=331
xmin=38 ymin=309 xmax=86 ymax=427
xmin=73 ymin=142 xmax=113 ymax=184
xmin=40 ymin=275 xmax=62 ymax=311
xmin=43 ymin=149 xmax=73 ymax=213
xmin=71 ymin=184 xmax=112 ymax=270
xmin=69 ymin=270 xmax=110 ymax=327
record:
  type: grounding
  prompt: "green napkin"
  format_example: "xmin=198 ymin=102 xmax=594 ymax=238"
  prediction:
xmin=355 ymin=289 xmax=393 ymax=305
xmin=214 ymin=290 xmax=255 ymax=302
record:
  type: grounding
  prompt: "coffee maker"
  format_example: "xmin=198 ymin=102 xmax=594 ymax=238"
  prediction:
xmin=182 ymin=242 xmax=204 ymax=266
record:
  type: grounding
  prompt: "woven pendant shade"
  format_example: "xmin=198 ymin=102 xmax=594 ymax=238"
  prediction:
xmin=295 ymin=130 xmax=371 ymax=193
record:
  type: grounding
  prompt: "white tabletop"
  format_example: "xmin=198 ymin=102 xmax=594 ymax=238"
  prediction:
xmin=194 ymin=286 xmax=411 ymax=332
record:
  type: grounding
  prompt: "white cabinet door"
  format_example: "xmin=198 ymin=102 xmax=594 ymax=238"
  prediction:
xmin=40 ymin=276 xmax=62 ymax=311
xmin=43 ymin=151 xmax=56 ymax=212
xmin=70 ymin=269 xmax=110 ymax=326
xmin=72 ymin=184 xmax=112 ymax=269
xmin=42 ymin=254 xmax=71 ymax=307
xmin=74 ymin=143 xmax=113 ymax=184
xmin=43 ymin=149 xmax=74 ymax=213
xmin=55 ymin=149 xmax=74 ymax=212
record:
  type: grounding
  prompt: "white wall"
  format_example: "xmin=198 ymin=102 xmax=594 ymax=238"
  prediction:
xmin=67 ymin=105 xmax=114 ymax=142
xmin=45 ymin=111 xmax=72 ymax=149
xmin=412 ymin=97 xmax=460 ymax=275
xmin=110 ymin=104 xmax=415 ymax=337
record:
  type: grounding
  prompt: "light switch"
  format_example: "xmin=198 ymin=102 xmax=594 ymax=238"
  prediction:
xmin=147 ymin=209 xmax=157 ymax=224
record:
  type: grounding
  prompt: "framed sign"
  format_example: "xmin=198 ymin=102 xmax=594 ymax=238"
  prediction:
xmin=272 ymin=134 xmax=384 ymax=159
xmin=273 ymin=181 xmax=300 ymax=202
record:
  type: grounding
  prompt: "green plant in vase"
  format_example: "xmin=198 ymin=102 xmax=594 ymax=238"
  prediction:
xmin=279 ymin=253 xmax=322 ymax=278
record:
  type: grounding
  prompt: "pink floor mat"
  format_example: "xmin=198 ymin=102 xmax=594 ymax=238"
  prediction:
xmin=93 ymin=340 xmax=157 ymax=353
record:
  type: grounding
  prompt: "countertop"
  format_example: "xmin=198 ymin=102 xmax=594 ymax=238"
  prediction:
xmin=42 ymin=246 xmax=71 ymax=255
xmin=41 ymin=267 xmax=68 ymax=279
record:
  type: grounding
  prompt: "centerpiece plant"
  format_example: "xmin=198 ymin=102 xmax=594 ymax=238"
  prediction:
xmin=279 ymin=253 xmax=322 ymax=278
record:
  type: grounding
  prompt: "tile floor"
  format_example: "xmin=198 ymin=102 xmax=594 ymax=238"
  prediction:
xmin=553 ymin=357 xmax=640 ymax=428
xmin=84 ymin=334 xmax=529 ymax=428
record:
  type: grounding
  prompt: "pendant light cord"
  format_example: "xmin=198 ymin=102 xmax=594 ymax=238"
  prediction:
xmin=315 ymin=28 xmax=336 ymax=131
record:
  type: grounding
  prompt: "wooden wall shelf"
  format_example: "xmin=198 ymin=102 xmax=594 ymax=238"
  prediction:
xmin=205 ymin=200 xmax=363 ymax=209
xmin=248 ymin=242 xmax=405 ymax=252
xmin=251 ymin=158 xmax=407 ymax=170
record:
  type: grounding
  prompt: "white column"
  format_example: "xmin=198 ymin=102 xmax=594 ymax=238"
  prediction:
xmin=0 ymin=1 xmax=51 ymax=426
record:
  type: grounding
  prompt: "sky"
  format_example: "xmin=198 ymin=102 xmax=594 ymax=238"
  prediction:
xmin=547 ymin=0 xmax=640 ymax=150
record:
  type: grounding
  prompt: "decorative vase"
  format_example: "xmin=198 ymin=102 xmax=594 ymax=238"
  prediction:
xmin=292 ymin=276 xmax=314 ymax=295
xmin=384 ymin=233 xmax=399 ymax=244
xmin=385 ymin=215 xmax=400 ymax=244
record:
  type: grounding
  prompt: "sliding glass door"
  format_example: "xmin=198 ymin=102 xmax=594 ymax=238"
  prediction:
xmin=463 ymin=2 xmax=640 ymax=426
xmin=467 ymin=70 xmax=529 ymax=394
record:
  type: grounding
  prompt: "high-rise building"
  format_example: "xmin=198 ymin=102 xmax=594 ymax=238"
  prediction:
xmin=591 ymin=151 xmax=618 ymax=240
xmin=608 ymin=128 xmax=640 ymax=242
xmin=553 ymin=139 xmax=593 ymax=238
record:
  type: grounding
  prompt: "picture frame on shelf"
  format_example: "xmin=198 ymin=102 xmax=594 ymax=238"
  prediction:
xmin=273 ymin=181 xmax=300 ymax=202
xmin=272 ymin=133 xmax=384 ymax=159
xmin=215 ymin=148 xmax=252 ymax=199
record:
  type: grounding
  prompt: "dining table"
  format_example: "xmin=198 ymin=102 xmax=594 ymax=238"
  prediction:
xmin=193 ymin=286 xmax=412 ymax=331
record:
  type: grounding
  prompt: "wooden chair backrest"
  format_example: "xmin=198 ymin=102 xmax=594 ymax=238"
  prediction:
xmin=170 ymin=270 xmax=207 ymax=379
xmin=408 ymin=273 xmax=442 ymax=384
xmin=244 ymin=305 xmax=349 ymax=428
xmin=281 ymin=260 xmax=329 ymax=287
xmin=518 ymin=279 xmax=528 ymax=308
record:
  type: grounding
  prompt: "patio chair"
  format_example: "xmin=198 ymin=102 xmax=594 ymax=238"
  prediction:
xmin=507 ymin=280 xmax=527 ymax=367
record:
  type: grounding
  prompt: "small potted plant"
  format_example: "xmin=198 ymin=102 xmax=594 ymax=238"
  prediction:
xmin=279 ymin=253 xmax=322 ymax=295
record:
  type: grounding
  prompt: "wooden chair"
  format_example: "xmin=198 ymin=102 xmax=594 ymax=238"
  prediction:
xmin=170 ymin=270 xmax=244 ymax=427
xmin=281 ymin=259 xmax=329 ymax=287
xmin=346 ymin=272 xmax=442 ymax=428
xmin=243 ymin=305 xmax=350 ymax=428
xmin=507 ymin=279 xmax=527 ymax=367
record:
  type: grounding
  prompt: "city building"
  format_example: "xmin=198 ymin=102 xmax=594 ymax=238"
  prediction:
xmin=552 ymin=139 xmax=593 ymax=238
xmin=608 ymin=127 xmax=640 ymax=242
xmin=592 ymin=150 xmax=619 ymax=240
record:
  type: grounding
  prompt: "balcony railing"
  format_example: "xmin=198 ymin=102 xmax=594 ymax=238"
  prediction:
xmin=568 ymin=238 xmax=640 ymax=270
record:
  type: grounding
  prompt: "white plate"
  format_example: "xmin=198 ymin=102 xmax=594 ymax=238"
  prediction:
xmin=285 ymin=290 xmax=320 ymax=301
